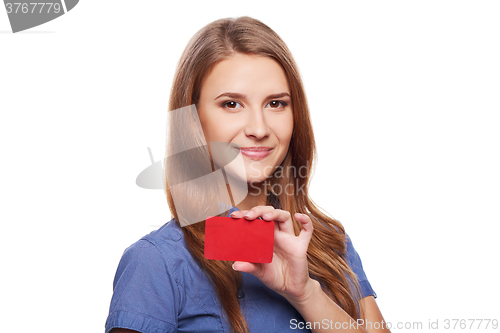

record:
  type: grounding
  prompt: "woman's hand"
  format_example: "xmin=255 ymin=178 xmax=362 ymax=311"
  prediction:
xmin=230 ymin=206 xmax=317 ymax=304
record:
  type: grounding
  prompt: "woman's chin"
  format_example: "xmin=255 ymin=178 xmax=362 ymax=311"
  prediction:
xmin=246 ymin=175 xmax=269 ymax=186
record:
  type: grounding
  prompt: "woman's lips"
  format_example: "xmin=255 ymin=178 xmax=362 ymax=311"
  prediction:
xmin=239 ymin=147 xmax=273 ymax=160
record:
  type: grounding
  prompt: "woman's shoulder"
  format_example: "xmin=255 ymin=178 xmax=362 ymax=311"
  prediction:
xmin=117 ymin=218 xmax=196 ymax=276
xmin=140 ymin=217 xmax=186 ymax=246
xmin=107 ymin=219 xmax=204 ymax=333
xmin=312 ymin=214 xmax=377 ymax=297
xmin=113 ymin=222 xmax=221 ymax=291
xmin=341 ymin=231 xmax=378 ymax=299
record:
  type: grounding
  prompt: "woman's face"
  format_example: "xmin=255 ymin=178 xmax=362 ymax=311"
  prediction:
xmin=197 ymin=53 xmax=294 ymax=184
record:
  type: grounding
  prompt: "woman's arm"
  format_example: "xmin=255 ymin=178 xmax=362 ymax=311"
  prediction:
xmin=230 ymin=206 xmax=390 ymax=333
xmin=359 ymin=296 xmax=390 ymax=332
xmin=289 ymin=283 xmax=390 ymax=333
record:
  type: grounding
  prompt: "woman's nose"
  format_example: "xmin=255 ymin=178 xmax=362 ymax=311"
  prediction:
xmin=244 ymin=108 xmax=271 ymax=139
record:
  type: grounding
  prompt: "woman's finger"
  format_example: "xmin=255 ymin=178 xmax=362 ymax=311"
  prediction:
xmin=243 ymin=205 xmax=275 ymax=220
xmin=262 ymin=209 xmax=294 ymax=234
xmin=230 ymin=210 xmax=247 ymax=218
xmin=295 ymin=213 xmax=313 ymax=243
xmin=232 ymin=261 xmax=263 ymax=277
xmin=229 ymin=206 xmax=275 ymax=219
xmin=229 ymin=209 xmax=248 ymax=218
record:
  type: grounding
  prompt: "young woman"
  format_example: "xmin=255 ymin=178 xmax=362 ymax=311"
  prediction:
xmin=106 ymin=16 xmax=390 ymax=333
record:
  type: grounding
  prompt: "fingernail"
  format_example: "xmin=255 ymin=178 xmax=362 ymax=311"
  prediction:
xmin=244 ymin=211 xmax=254 ymax=218
xmin=263 ymin=213 xmax=272 ymax=219
xmin=230 ymin=211 xmax=238 ymax=217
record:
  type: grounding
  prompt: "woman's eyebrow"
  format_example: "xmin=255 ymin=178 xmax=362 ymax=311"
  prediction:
xmin=214 ymin=92 xmax=246 ymax=100
xmin=267 ymin=92 xmax=291 ymax=99
xmin=214 ymin=92 xmax=291 ymax=100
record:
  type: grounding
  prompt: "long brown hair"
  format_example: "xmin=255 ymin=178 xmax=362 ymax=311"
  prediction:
xmin=165 ymin=16 xmax=362 ymax=333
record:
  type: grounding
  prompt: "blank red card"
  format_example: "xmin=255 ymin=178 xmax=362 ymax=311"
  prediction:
xmin=204 ymin=216 xmax=274 ymax=263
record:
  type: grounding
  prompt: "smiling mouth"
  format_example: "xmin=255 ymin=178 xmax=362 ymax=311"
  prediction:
xmin=239 ymin=147 xmax=273 ymax=160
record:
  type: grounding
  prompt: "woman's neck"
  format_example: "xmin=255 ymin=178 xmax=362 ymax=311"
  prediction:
xmin=228 ymin=182 xmax=267 ymax=211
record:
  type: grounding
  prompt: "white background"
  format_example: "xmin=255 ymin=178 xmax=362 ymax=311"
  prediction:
xmin=1 ymin=1 xmax=499 ymax=332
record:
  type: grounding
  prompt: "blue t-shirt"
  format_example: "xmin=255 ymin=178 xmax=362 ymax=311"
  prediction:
xmin=105 ymin=206 xmax=376 ymax=333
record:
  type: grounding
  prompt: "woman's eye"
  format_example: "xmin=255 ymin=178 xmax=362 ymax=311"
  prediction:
xmin=267 ymin=100 xmax=288 ymax=109
xmin=222 ymin=101 xmax=242 ymax=109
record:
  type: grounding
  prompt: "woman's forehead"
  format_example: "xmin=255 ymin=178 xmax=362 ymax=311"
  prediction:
xmin=201 ymin=54 xmax=290 ymax=99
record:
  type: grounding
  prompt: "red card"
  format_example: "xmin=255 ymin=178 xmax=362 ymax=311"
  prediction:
xmin=204 ymin=216 xmax=274 ymax=263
